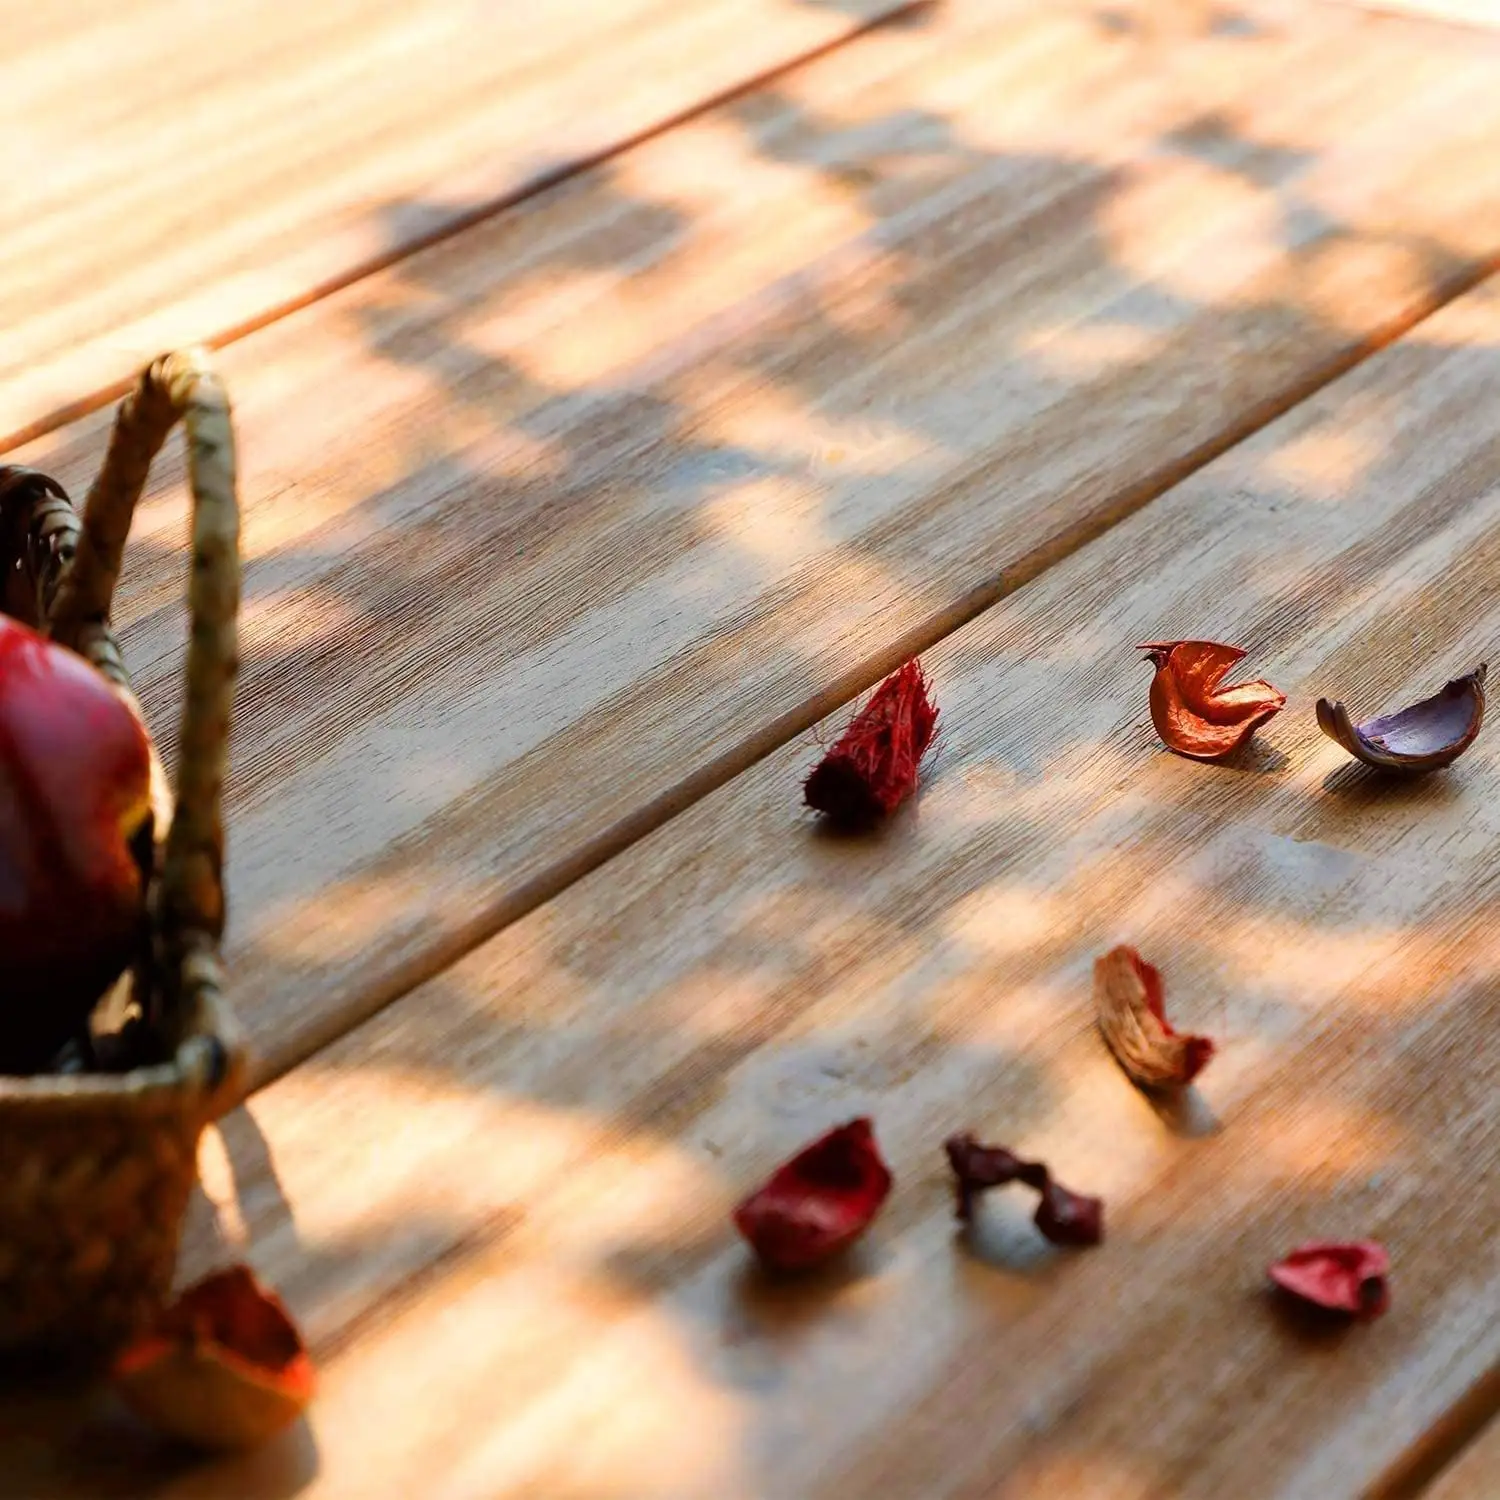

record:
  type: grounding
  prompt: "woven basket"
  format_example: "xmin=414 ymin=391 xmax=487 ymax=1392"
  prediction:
xmin=0 ymin=350 xmax=244 ymax=1358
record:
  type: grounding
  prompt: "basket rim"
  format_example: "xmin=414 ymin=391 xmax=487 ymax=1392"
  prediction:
xmin=0 ymin=1034 xmax=229 ymax=1114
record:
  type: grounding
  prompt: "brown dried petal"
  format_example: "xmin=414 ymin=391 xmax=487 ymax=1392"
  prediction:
xmin=1138 ymin=640 xmax=1285 ymax=761
xmin=1316 ymin=664 xmax=1486 ymax=775
xmin=1093 ymin=945 xmax=1214 ymax=1091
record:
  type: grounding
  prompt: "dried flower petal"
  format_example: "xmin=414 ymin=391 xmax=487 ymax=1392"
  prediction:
xmin=733 ymin=1118 xmax=893 ymax=1272
xmin=944 ymin=1133 xmax=1103 ymax=1247
xmin=1138 ymin=640 xmax=1285 ymax=761
xmin=113 ymin=1265 xmax=316 ymax=1450
xmin=1317 ymin=665 xmax=1486 ymax=774
xmin=1093 ymin=945 xmax=1214 ymax=1091
xmin=1269 ymin=1240 xmax=1390 ymax=1319
xmin=804 ymin=660 xmax=938 ymax=826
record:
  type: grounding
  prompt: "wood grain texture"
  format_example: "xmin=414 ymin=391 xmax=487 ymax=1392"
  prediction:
xmin=0 ymin=0 xmax=918 ymax=448
xmin=24 ymin=279 xmax=1500 ymax=1498
xmin=17 ymin=0 xmax=1500 ymax=1087
xmin=1341 ymin=1 xmax=1500 ymax=28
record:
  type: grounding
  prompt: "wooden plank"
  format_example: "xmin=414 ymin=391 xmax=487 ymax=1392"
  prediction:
xmin=18 ymin=0 xmax=1500 ymax=1083
xmin=1342 ymin=1 xmax=1500 ymax=28
xmin=0 ymin=0 xmax=919 ymax=447
xmin=1427 ymin=1421 xmax=1500 ymax=1500
xmin=24 ymin=279 xmax=1500 ymax=1498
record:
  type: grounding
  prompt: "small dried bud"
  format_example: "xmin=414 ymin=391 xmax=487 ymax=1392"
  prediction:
xmin=804 ymin=660 xmax=938 ymax=827
xmin=1093 ymin=945 xmax=1215 ymax=1091
xmin=1138 ymin=640 xmax=1285 ymax=761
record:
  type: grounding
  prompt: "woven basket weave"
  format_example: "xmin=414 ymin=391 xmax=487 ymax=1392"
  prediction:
xmin=0 ymin=350 xmax=244 ymax=1358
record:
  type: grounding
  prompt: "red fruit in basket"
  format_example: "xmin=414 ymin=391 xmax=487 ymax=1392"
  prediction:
xmin=0 ymin=615 xmax=153 ymax=1072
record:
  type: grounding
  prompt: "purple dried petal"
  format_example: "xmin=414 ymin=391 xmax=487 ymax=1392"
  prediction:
xmin=1317 ymin=665 xmax=1486 ymax=774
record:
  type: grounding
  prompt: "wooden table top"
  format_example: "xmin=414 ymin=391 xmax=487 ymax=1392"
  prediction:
xmin=5 ymin=0 xmax=1500 ymax=1494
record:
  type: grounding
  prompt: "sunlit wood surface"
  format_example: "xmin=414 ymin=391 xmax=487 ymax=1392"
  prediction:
xmin=0 ymin=0 xmax=915 ymax=448
xmin=6 ymin=0 xmax=1500 ymax=1494
xmin=20 ymin=0 xmax=1500 ymax=1089
xmin=1348 ymin=1 xmax=1500 ymax=26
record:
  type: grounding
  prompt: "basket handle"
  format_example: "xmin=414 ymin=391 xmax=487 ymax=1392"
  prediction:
xmin=47 ymin=349 xmax=244 ymax=1102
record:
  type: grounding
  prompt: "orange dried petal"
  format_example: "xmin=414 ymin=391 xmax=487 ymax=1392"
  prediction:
xmin=1138 ymin=640 xmax=1285 ymax=760
xmin=113 ymin=1266 xmax=315 ymax=1450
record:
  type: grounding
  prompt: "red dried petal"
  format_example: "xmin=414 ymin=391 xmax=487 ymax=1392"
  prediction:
xmin=1138 ymin=640 xmax=1285 ymax=762
xmin=1269 ymin=1240 xmax=1390 ymax=1319
xmin=944 ymin=1134 xmax=1103 ymax=1248
xmin=113 ymin=1265 xmax=316 ymax=1449
xmin=804 ymin=660 xmax=938 ymax=826
xmin=733 ymin=1118 xmax=893 ymax=1272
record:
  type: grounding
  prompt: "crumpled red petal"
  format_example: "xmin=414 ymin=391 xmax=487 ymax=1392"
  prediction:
xmin=804 ymin=660 xmax=938 ymax=826
xmin=113 ymin=1264 xmax=316 ymax=1449
xmin=1268 ymin=1239 xmax=1390 ymax=1319
xmin=944 ymin=1134 xmax=1103 ymax=1247
xmin=733 ymin=1118 xmax=893 ymax=1272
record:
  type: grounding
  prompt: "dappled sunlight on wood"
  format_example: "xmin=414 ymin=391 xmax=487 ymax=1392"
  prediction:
xmin=1 ymin=0 xmax=913 ymax=442
xmin=250 ymin=869 xmax=491 ymax=972
xmin=411 ymin=1283 xmax=752 ymax=1500
xmin=1255 ymin=1100 xmax=1408 ymax=1182
xmin=941 ymin=884 xmax=1071 ymax=960
xmin=1099 ymin=165 xmax=1280 ymax=293
xmin=1291 ymin=233 xmax=1440 ymax=337
xmin=699 ymin=387 xmax=941 ymax=474
xmin=1015 ymin=319 xmax=1170 ymax=381
xmin=1260 ymin=411 xmax=1388 ymax=498
xmin=697 ymin=478 xmax=857 ymax=572
xmin=238 ymin=589 xmax=370 ymax=658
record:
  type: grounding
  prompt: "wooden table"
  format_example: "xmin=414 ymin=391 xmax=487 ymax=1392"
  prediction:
xmin=6 ymin=0 xmax=1500 ymax=1494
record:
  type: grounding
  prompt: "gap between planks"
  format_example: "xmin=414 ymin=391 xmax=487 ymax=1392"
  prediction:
xmin=1413 ymin=1408 xmax=1500 ymax=1500
xmin=1370 ymin=1363 xmax=1500 ymax=1497
xmin=0 ymin=0 xmax=932 ymax=458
